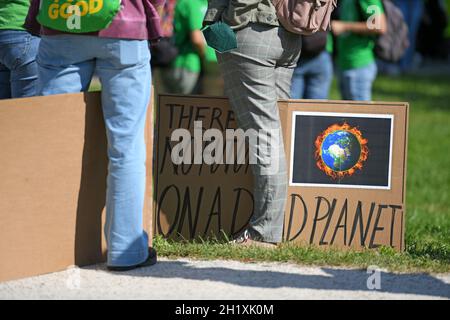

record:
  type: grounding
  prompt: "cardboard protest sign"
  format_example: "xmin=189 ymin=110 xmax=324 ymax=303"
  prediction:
xmin=283 ymin=100 xmax=409 ymax=250
xmin=154 ymin=95 xmax=254 ymax=240
xmin=154 ymin=96 xmax=408 ymax=251
xmin=0 ymin=92 xmax=154 ymax=282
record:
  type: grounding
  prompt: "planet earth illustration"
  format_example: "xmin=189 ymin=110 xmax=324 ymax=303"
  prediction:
xmin=321 ymin=130 xmax=362 ymax=172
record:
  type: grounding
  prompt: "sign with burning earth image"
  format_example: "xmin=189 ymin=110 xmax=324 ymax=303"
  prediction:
xmin=153 ymin=98 xmax=408 ymax=250
xmin=285 ymin=106 xmax=407 ymax=250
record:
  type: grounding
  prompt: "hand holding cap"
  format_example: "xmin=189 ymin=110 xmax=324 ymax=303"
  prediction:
xmin=202 ymin=22 xmax=238 ymax=53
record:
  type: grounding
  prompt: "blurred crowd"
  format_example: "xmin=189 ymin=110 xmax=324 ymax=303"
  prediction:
xmin=151 ymin=0 xmax=450 ymax=100
xmin=1 ymin=0 xmax=450 ymax=101
xmin=151 ymin=0 xmax=222 ymax=96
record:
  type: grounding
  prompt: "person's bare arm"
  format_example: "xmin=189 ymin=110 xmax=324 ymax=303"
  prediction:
xmin=332 ymin=13 xmax=387 ymax=36
xmin=191 ymin=29 xmax=206 ymax=59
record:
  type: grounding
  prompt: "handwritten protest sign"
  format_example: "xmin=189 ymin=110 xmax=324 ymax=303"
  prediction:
xmin=154 ymin=95 xmax=254 ymax=240
xmin=154 ymin=96 xmax=408 ymax=251
xmin=283 ymin=101 xmax=408 ymax=250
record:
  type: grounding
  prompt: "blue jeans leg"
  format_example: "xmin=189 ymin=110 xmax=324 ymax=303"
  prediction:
xmin=339 ymin=63 xmax=377 ymax=101
xmin=290 ymin=64 xmax=306 ymax=99
xmin=0 ymin=30 xmax=40 ymax=99
xmin=291 ymin=51 xmax=333 ymax=99
xmin=37 ymin=35 xmax=151 ymax=267
xmin=0 ymin=63 xmax=10 ymax=99
xmin=394 ymin=0 xmax=424 ymax=70
xmin=96 ymin=40 xmax=151 ymax=267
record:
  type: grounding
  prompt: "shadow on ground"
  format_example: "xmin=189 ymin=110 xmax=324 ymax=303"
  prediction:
xmin=86 ymin=260 xmax=450 ymax=299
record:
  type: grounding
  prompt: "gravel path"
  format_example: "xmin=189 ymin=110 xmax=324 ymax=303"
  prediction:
xmin=0 ymin=258 xmax=449 ymax=300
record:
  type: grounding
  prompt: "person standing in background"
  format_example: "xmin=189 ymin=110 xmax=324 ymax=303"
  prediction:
xmin=417 ymin=0 xmax=449 ymax=60
xmin=446 ymin=0 xmax=450 ymax=61
xmin=291 ymin=32 xmax=333 ymax=100
xmin=160 ymin=0 xmax=177 ymax=38
xmin=150 ymin=0 xmax=178 ymax=93
xmin=393 ymin=0 xmax=425 ymax=71
xmin=446 ymin=0 xmax=450 ymax=39
xmin=0 ymin=0 xmax=40 ymax=99
xmin=162 ymin=0 xmax=216 ymax=94
xmin=26 ymin=0 xmax=165 ymax=271
xmin=332 ymin=0 xmax=387 ymax=101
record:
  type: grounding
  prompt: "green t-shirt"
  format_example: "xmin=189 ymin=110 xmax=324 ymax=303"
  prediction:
xmin=326 ymin=33 xmax=334 ymax=54
xmin=173 ymin=0 xmax=216 ymax=73
xmin=0 ymin=0 xmax=30 ymax=31
xmin=337 ymin=0 xmax=384 ymax=70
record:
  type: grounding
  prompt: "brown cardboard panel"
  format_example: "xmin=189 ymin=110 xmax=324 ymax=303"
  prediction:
xmin=282 ymin=100 xmax=409 ymax=251
xmin=0 ymin=92 xmax=154 ymax=282
xmin=154 ymin=95 xmax=254 ymax=240
xmin=154 ymin=96 xmax=408 ymax=251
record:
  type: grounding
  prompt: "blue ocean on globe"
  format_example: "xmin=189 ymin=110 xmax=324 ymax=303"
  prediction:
xmin=321 ymin=130 xmax=362 ymax=172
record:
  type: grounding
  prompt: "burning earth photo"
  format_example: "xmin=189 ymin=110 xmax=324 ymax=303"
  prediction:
xmin=315 ymin=123 xmax=369 ymax=179
xmin=290 ymin=112 xmax=393 ymax=189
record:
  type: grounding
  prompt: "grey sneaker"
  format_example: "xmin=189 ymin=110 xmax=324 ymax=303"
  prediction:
xmin=231 ymin=229 xmax=277 ymax=249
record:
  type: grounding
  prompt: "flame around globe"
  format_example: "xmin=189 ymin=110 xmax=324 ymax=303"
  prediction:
xmin=314 ymin=123 xmax=369 ymax=179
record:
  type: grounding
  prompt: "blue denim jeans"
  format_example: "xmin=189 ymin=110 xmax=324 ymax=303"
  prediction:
xmin=0 ymin=30 xmax=40 ymax=99
xmin=394 ymin=0 xmax=424 ymax=71
xmin=338 ymin=63 xmax=377 ymax=101
xmin=37 ymin=35 xmax=151 ymax=267
xmin=291 ymin=51 xmax=333 ymax=99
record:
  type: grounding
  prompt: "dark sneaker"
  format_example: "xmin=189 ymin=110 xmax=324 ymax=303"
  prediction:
xmin=230 ymin=229 xmax=277 ymax=249
xmin=107 ymin=247 xmax=157 ymax=272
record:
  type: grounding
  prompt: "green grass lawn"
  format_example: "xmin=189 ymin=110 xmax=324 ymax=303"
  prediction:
xmin=154 ymin=74 xmax=450 ymax=273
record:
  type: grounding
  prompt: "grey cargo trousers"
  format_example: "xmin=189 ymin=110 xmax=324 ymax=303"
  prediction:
xmin=217 ymin=23 xmax=302 ymax=243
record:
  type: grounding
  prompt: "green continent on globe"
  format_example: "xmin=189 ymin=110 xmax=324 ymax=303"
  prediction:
xmin=321 ymin=130 xmax=361 ymax=172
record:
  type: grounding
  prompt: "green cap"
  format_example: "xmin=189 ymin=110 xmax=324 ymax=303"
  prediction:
xmin=202 ymin=22 xmax=238 ymax=53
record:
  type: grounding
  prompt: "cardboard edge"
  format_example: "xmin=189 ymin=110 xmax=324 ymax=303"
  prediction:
xmin=401 ymin=103 xmax=410 ymax=251
xmin=279 ymin=99 xmax=410 ymax=107
xmin=153 ymin=93 xmax=163 ymax=238
xmin=145 ymin=87 xmax=154 ymax=247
